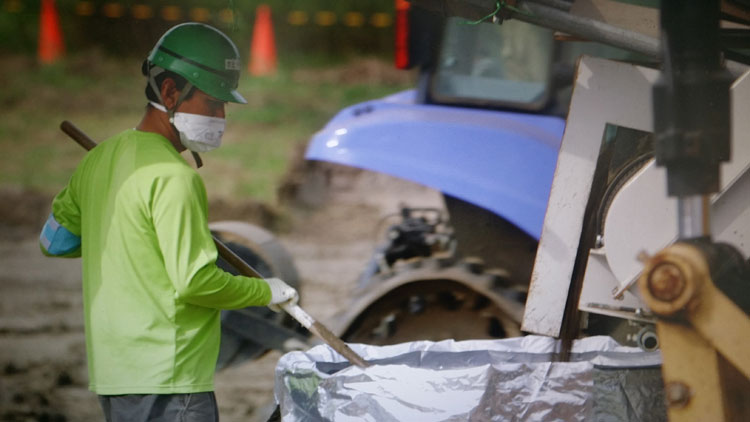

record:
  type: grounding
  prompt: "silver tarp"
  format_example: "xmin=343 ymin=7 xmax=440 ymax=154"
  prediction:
xmin=274 ymin=336 xmax=666 ymax=421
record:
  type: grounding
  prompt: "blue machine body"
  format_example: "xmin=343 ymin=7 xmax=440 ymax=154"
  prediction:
xmin=305 ymin=89 xmax=565 ymax=240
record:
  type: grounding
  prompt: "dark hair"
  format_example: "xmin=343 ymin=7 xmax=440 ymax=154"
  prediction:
xmin=142 ymin=61 xmax=193 ymax=104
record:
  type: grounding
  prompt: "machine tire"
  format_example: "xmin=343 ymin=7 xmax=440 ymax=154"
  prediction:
xmin=209 ymin=221 xmax=301 ymax=369
xmin=340 ymin=256 xmax=525 ymax=345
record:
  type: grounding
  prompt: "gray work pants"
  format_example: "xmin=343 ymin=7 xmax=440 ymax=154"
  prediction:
xmin=98 ymin=392 xmax=219 ymax=422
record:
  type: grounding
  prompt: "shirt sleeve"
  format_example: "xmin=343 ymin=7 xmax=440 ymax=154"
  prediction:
xmin=149 ymin=169 xmax=272 ymax=309
xmin=40 ymin=212 xmax=82 ymax=257
xmin=41 ymin=184 xmax=82 ymax=258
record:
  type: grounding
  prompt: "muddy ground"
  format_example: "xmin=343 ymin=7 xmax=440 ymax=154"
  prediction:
xmin=0 ymin=160 xmax=443 ymax=421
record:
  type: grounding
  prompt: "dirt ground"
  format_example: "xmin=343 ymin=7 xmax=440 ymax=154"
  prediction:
xmin=0 ymin=161 xmax=443 ymax=421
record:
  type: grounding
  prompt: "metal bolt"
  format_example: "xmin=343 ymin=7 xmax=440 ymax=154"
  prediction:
xmin=648 ymin=262 xmax=686 ymax=301
xmin=594 ymin=234 xmax=604 ymax=249
xmin=665 ymin=381 xmax=691 ymax=408
xmin=636 ymin=327 xmax=659 ymax=352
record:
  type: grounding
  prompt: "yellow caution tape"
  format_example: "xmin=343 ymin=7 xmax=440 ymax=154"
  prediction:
xmin=343 ymin=12 xmax=365 ymax=27
xmin=131 ymin=4 xmax=153 ymax=20
xmin=160 ymin=5 xmax=181 ymax=21
xmin=101 ymin=2 xmax=125 ymax=19
xmin=314 ymin=11 xmax=337 ymax=27
xmin=287 ymin=10 xmax=308 ymax=26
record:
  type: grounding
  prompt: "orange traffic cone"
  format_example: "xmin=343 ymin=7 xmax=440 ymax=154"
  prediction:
xmin=249 ymin=4 xmax=277 ymax=76
xmin=38 ymin=0 xmax=65 ymax=64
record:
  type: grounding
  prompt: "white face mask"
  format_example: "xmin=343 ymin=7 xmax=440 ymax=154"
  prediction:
xmin=172 ymin=112 xmax=225 ymax=153
xmin=150 ymin=102 xmax=226 ymax=153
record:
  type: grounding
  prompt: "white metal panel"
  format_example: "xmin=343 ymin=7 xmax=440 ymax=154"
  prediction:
xmin=715 ymin=71 xmax=750 ymax=253
xmin=522 ymin=57 xmax=660 ymax=337
xmin=583 ymin=69 xmax=750 ymax=313
xmin=713 ymin=70 xmax=750 ymax=252
xmin=523 ymin=59 xmax=750 ymax=337
xmin=601 ymin=161 xmax=675 ymax=287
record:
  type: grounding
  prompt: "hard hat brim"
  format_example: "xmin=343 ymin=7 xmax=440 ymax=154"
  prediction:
xmin=227 ymin=89 xmax=247 ymax=104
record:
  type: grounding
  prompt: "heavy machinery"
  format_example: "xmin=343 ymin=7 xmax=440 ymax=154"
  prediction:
xmin=302 ymin=0 xmax=750 ymax=349
xmin=214 ymin=1 xmax=750 ymax=420
xmin=220 ymin=1 xmax=750 ymax=387
xmin=515 ymin=1 xmax=750 ymax=420
xmin=301 ymin=1 xmax=665 ymax=347
xmin=216 ymin=1 xmax=584 ymax=361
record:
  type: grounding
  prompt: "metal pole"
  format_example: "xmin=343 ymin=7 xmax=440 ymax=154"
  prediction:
xmin=677 ymin=195 xmax=710 ymax=239
xmin=408 ymin=0 xmax=659 ymax=58
xmin=527 ymin=0 xmax=571 ymax=12
xmin=653 ymin=0 xmax=732 ymax=240
xmin=514 ymin=1 xmax=660 ymax=60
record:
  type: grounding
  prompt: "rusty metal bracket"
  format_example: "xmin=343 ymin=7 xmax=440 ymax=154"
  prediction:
xmin=639 ymin=242 xmax=750 ymax=421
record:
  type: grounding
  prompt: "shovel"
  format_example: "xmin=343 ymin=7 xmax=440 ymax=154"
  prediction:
xmin=60 ymin=120 xmax=370 ymax=369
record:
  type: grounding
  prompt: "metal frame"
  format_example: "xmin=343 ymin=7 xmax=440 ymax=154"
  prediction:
xmin=638 ymin=242 xmax=750 ymax=421
xmin=521 ymin=56 xmax=659 ymax=337
xmin=523 ymin=58 xmax=750 ymax=337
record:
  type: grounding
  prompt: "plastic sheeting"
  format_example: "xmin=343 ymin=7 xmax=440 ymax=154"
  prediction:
xmin=274 ymin=336 xmax=666 ymax=422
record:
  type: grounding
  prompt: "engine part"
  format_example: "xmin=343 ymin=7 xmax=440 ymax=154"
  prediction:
xmin=358 ymin=206 xmax=453 ymax=288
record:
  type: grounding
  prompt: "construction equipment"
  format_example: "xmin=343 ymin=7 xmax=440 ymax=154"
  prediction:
xmin=299 ymin=5 xmax=750 ymax=419
xmin=395 ymin=0 xmax=750 ymax=420
xmin=300 ymin=1 xmax=665 ymax=347
xmin=638 ymin=1 xmax=750 ymax=419
xmin=638 ymin=242 xmax=750 ymax=420
xmin=59 ymin=120 xmax=369 ymax=369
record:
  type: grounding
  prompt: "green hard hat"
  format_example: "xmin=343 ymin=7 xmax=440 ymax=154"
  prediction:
xmin=147 ymin=22 xmax=246 ymax=104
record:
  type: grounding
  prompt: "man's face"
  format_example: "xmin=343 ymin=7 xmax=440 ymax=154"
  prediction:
xmin=177 ymin=88 xmax=226 ymax=119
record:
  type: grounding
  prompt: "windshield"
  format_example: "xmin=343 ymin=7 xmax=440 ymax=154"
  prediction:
xmin=431 ymin=18 xmax=554 ymax=110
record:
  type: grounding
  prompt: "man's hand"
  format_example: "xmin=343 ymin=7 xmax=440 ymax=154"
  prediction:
xmin=265 ymin=277 xmax=299 ymax=312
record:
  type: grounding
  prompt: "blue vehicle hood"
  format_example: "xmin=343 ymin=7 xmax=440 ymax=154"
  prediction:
xmin=305 ymin=90 xmax=564 ymax=239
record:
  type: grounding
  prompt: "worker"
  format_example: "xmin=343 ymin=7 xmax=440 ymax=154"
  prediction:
xmin=38 ymin=23 xmax=298 ymax=421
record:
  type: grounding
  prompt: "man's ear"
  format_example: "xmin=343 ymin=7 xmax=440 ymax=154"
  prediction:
xmin=160 ymin=78 xmax=179 ymax=110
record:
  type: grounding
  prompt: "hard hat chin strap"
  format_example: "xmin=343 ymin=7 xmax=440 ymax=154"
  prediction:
xmin=146 ymin=64 xmax=202 ymax=168
xmin=168 ymin=82 xmax=195 ymax=121
xmin=147 ymin=64 xmax=195 ymax=121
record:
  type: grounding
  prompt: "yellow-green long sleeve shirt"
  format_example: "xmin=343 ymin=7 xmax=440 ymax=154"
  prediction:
xmin=47 ymin=129 xmax=272 ymax=395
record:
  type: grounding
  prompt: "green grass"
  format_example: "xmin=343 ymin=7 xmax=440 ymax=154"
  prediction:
xmin=0 ymin=51 xmax=414 ymax=204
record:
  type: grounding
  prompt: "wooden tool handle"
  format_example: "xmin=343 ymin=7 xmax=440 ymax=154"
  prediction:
xmin=214 ymin=236 xmax=370 ymax=368
xmin=61 ymin=120 xmax=97 ymax=151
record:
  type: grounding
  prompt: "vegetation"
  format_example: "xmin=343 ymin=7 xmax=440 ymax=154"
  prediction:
xmin=0 ymin=51 xmax=415 ymax=203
